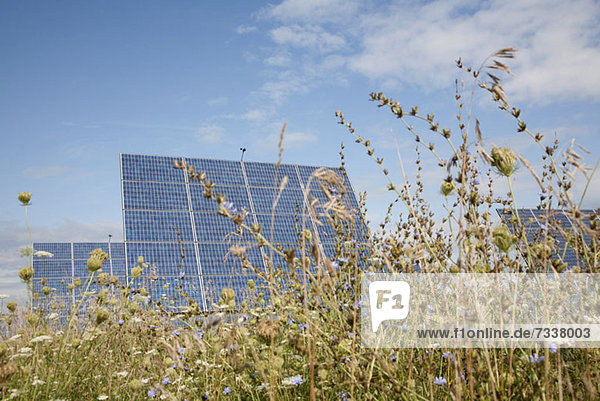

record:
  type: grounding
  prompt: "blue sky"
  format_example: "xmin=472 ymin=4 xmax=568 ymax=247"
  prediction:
xmin=1 ymin=0 xmax=599 ymax=300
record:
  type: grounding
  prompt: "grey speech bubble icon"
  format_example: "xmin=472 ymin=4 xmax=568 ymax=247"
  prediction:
xmin=369 ymin=280 xmax=411 ymax=332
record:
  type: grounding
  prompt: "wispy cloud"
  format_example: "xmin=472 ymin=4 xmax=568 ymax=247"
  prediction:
xmin=236 ymin=24 xmax=257 ymax=34
xmin=197 ymin=124 xmax=226 ymax=143
xmin=22 ymin=165 xmax=70 ymax=179
xmin=207 ymin=96 xmax=229 ymax=106
xmin=258 ymin=0 xmax=600 ymax=104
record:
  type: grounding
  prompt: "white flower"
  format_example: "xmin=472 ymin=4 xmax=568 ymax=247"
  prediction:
xmin=0 ymin=294 xmax=8 ymax=299
xmin=34 ymin=250 xmax=54 ymax=258
xmin=30 ymin=335 xmax=53 ymax=343
xmin=116 ymin=371 xmax=128 ymax=378
xmin=8 ymin=334 xmax=21 ymax=342
xmin=32 ymin=379 xmax=45 ymax=386
xmin=19 ymin=347 xmax=32 ymax=353
xmin=97 ymin=395 xmax=109 ymax=400
xmin=48 ymin=313 xmax=59 ymax=320
xmin=141 ymin=378 xmax=150 ymax=384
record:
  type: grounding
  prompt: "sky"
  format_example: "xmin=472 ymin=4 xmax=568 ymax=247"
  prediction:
xmin=1 ymin=0 xmax=599 ymax=301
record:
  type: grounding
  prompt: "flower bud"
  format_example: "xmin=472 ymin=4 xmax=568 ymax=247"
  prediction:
xmin=131 ymin=266 xmax=142 ymax=278
xmin=491 ymin=147 xmax=516 ymax=177
xmin=73 ymin=278 xmax=82 ymax=288
xmin=18 ymin=192 xmax=32 ymax=206
xmin=42 ymin=286 xmax=50 ymax=296
xmin=492 ymin=224 xmax=516 ymax=252
xmin=87 ymin=256 xmax=103 ymax=272
xmin=95 ymin=308 xmax=109 ymax=325
xmin=441 ymin=181 xmax=455 ymax=196
xmin=19 ymin=267 xmax=34 ymax=283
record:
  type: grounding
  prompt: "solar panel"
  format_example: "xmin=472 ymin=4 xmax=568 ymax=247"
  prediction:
xmin=496 ymin=209 xmax=599 ymax=270
xmin=32 ymin=241 xmax=126 ymax=313
xmin=121 ymin=154 xmax=367 ymax=311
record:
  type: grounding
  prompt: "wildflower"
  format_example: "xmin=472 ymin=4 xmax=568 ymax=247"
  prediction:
xmin=472 ymin=178 xmax=480 ymax=186
xmin=282 ymin=375 xmax=303 ymax=386
xmin=195 ymin=329 xmax=203 ymax=340
xmin=434 ymin=376 xmax=447 ymax=385
xmin=131 ymin=266 xmax=142 ymax=278
xmin=491 ymin=146 xmax=516 ymax=177
xmin=97 ymin=396 xmax=109 ymax=400
xmin=148 ymin=388 xmax=157 ymax=398
xmin=87 ymin=256 xmax=103 ymax=273
xmin=492 ymin=225 xmax=516 ymax=253
xmin=298 ymin=322 xmax=308 ymax=330
xmin=118 ymin=319 xmax=124 ymax=326
xmin=149 ymin=325 xmax=157 ymax=329
xmin=338 ymin=257 xmax=348 ymax=263
xmin=179 ymin=271 xmax=185 ymax=279
xmin=7 ymin=302 xmax=17 ymax=313
xmin=548 ymin=342 xmax=557 ymax=353
xmin=442 ymin=351 xmax=454 ymax=361
xmin=221 ymin=201 xmax=237 ymax=215
xmin=441 ymin=181 xmax=455 ymax=196
xmin=172 ymin=329 xmax=181 ymax=336
xmin=18 ymin=192 xmax=32 ymax=206
xmin=116 ymin=371 xmax=128 ymax=378
xmin=30 ymin=335 xmax=52 ymax=344
xmin=338 ymin=392 xmax=348 ymax=401
xmin=343 ymin=282 xmax=351 ymax=291
xmin=529 ymin=353 xmax=545 ymax=364
xmin=95 ymin=308 xmax=109 ymax=325
xmin=390 ymin=352 xmax=397 ymax=362
xmin=34 ymin=250 xmax=53 ymax=258
xmin=162 ymin=377 xmax=171 ymax=385
xmin=31 ymin=378 xmax=45 ymax=386
xmin=18 ymin=267 xmax=34 ymax=283
xmin=223 ymin=387 xmax=232 ymax=395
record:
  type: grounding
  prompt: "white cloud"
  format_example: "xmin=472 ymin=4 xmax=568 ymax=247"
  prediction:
xmin=207 ymin=96 xmax=228 ymax=106
xmin=243 ymin=108 xmax=272 ymax=122
xmin=257 ymin=130 xmax=318 ymax=152
xmin=265 ymin=51 xmax=292 ymax=67
xmin=197 ymin=124 xmax=225 ymax=143
xmin=236 ymin=24 xmax=257 ymax=34
xmin=270 ymin=25 xmax=346 ymax=53
xmin=261 ymin=0 xmax=600 ymax=103
xmin=22 ymin=165 xmax=70 ymax=179
xmin=266 ymin=0 xmax=359 ymax=23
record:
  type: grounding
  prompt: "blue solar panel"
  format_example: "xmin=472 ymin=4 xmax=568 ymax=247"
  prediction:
xmin=189 ymin=185 xmax=251 ymax=212
xmin=244 ymin=162 xmax=302 ymax=188
xmin=34 ymin=243 xmax=71 ymax=260
xmin=33 ymin=259 xmax=71 ymax=278
xmin=123 ymin=181 xmax=189 ymax=211
xmin=125 ymin=210 xmax=194 ymax=242
xmin=120 ymin=154 xmax=367 ymax=312
xmin=121 ymin=154 xmax=185 ymax=183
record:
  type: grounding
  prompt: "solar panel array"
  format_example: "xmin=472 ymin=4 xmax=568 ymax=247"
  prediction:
xmin=497 ymin=208 xmax=598 ymax=270
xmin=121 ymin=154 xmax=366 ymax=311
xmin=32 ymin=242 xmax=125 ymax=310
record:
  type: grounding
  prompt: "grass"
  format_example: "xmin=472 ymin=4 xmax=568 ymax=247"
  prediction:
xmin=1 ymin=49 xmax=599 ymax=400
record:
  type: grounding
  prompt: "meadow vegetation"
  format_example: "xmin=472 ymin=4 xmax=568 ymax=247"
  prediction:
xmin=1 ymin=49 xmax=599 ymax=400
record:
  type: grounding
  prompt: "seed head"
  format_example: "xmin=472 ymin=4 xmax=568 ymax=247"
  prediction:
xmin=18 ymin=192 xmax=32 ymax=206
xmin=441 ymin=181 xmax=455 ymax=196
xmin=42 ymin=286 xmax=50 ymax=296
xmin=87 ymin=256 xmax=103 ymax=272
xmin=492 ymin=224 xmax=516 ymax=252
xmin=6 ymin=302 xmax=17 ymax=313
xmin=19 ymin=267 xmax=34 ymax=283
xmin=491 ymin=147 xmax=516 ymax=177
xmin=95 ymin=308 xmax=109 ymax=325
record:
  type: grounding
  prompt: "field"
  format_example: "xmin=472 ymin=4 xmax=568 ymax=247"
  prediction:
xmin=1 ymin=49 xmax=599 ymax=401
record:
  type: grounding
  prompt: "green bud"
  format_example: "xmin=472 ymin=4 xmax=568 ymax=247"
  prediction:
xmin=441 ymin=181 xmax=455 ymax=196
xmin=26 ymin=313 xmax=39 ymax=327
xmin=493 ymin=224 xmax=516 ymax=252
xmin=42 ymin=286 xmax=50 ymax=296
xmin=87 ymin=256 xmax=103 ymax=272
xmin=73 ymin=278 xmax=82 ymax=288
xmin=19 ymin=267 xmax=34 ymax=283
xmin=491 ymin=147 xmax=516 ymax=177
xmin=6 ymin=302 xmax=17 ymax=313
xmin=18 ymin=192 xmax=32 ymax=206
xmin=131 ymin=266 xmax=142 ymax=278
xmin=96 ymin=308 xmax=109 ymax=325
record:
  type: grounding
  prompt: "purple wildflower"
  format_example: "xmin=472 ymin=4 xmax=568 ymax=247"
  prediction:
xmin=148 ymin=388 xmax=157 ymax=398
xmin=548 ymin=342 xmax=557 ymax=353
xmin=390 ymin=352 xmax=397 ymax=362
xmin=298 ymin=322 xmax=308 ymax=330
xmin=172 ymin=329 xmax=180 ymax=336
xmin=222 ymin=201 xmax=237 ymax=214
xmin=529 ymin=353 xmax=545 ymax=364
xmin=434 ymin=376 xmax=447 ymax=386
xmin=195 ymin=329 xmax=203 ymax=339
xmin=223 ymin=387 xmax=232 ymax=395
xmin=162 ymin=377 xmax=171 ymax=385
xmin=290 ymin=375 xmax=303 ymax=385
xmin=179 ymin=271 xmax=185 ymax=279
xmin=118 ymin=319 xmax=124 ymax=326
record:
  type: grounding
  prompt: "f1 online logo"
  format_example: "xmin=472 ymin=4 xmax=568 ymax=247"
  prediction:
xmin=369 ymin=281 xmax=411 ymax=332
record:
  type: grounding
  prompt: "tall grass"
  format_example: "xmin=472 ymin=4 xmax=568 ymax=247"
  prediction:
xmin=1 ymin=49 xmax=599 ymax=400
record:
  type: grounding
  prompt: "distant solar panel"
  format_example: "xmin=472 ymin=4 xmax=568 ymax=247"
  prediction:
xmin=32 ymin=241 xmax=125 ymax=311
xmin=497 ymin=208 xmax=599 ymax=270
xmin=121 ymin=154 xmax=367 ymax=311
